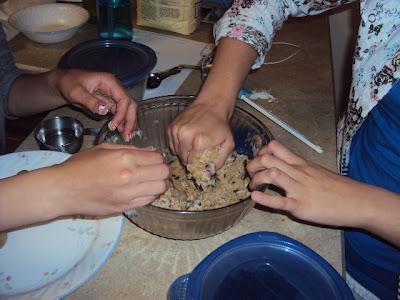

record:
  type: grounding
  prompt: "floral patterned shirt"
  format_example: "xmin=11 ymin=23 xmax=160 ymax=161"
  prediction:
xmin=214 ymin=0 xmax=400 ymax=175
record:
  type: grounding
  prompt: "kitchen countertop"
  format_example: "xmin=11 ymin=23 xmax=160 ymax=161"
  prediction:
xmin=10 ymin=16 xmax=341 ymax=300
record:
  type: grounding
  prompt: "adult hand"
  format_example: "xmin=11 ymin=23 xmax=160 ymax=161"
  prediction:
xmin=168 ymin=101 xmax=235 ymax=169
xmin=55 ymin=69 xmax=136 ymax=141
xmin=246 ymin=140 xmax=377 ymax=228
xmin=52 ymin=143 xmax=170 ymax=216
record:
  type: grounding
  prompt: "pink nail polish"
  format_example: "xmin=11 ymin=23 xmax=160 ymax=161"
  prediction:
xmin=124 ymin=134 xmax=132 ymax=142
xmin=108 ymin=122 xmax=116 ymax=131
xmin=98 ymin=104 xmax=108 ymax=115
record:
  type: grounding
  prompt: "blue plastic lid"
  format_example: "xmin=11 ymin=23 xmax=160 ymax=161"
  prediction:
xmin=59 ymin=39 xmax=157 ymax=89
xmin=169 ymin=232 xmax=353 ymax=300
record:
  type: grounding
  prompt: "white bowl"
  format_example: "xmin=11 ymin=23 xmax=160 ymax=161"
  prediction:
xmin=9 ymin=3 xmax=89 ymax=43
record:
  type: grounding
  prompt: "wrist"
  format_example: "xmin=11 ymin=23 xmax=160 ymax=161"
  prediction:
xmin=196 ymin=89 xmax=236 ymax=120
xmin=34 ymin=165 xmax=75 ymax=220
xmin=46 ymin=69 xmax=68 ymax=106
xmin=344 ymin=183 xmax=381 ymax=229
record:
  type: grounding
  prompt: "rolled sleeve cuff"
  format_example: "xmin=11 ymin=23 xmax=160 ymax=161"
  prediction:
xmin=214 ymin=22 xmax=269 ymax=69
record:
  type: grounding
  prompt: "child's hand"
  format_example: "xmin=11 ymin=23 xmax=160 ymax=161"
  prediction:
xmin=168 ymin=101 xmax=234 ymax=169
xmin=247 ymin=140 xmax=374 ymax=228
xmin=54 ymin=144 xmax=170 ymax=216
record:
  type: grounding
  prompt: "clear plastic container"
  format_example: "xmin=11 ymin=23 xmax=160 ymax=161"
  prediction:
xmin=136 ymin=0 xmax=200 ymax=35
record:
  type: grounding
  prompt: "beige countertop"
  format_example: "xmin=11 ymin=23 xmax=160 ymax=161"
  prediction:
xmin=11 ymin=15 xmax=342 ymax=300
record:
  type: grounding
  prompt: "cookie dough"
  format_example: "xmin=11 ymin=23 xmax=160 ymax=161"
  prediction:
xmin=186 ymin=147 xmax=219 ymax=189
xmin=152 ymin=150 xmax=250 ymax=211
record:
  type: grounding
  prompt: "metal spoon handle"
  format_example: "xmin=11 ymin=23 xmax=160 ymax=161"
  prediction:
xmin=156 ymin=66 xmax=182 ymax=80
xmin=83 ymin=127 xmax=100 ymax=136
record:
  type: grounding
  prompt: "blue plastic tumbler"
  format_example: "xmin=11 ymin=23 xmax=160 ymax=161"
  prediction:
xmin=97 ymin=0 xmax=133 ymax=40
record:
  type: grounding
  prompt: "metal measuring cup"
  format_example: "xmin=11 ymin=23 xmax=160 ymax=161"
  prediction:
xmin=35 ymin=116 xmax=99 ymax=154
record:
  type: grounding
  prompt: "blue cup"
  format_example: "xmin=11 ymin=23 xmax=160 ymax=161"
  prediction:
xmin=168 ymin=232 xmax=354 ymax=300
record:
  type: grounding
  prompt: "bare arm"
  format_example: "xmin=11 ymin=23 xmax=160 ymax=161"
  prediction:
xmin=196 ymin=37 xmax=257 ymax=117
xmin=0 ymin=144 xmax=170 ymax=231
xmin=247 ymin=141 xmax=400 ymax=247
xmin=360 ymin=187 xmax=400 ymax=246
xmin=168 ymin=38 xmax=257 ymax=168
xmin=168 ymin=0 xmax=352 ymax=168
xmin=8 ymin=69 xmax=137 ymax=140
xmin=7 ymin=70 xmax=67 ymax=116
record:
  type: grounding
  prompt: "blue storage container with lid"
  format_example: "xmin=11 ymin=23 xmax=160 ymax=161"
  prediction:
xmin=168 ymin=232 xmax=354 ymax=300
xmin=59 ymin=39 xmax=157 ymax=101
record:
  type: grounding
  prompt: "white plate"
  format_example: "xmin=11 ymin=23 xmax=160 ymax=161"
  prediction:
xmin=0 ymin=151 xmax=124 ymax=299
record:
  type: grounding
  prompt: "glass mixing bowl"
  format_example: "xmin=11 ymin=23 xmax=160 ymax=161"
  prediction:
xmin=95 ymin=95 xmax=273 ymax=240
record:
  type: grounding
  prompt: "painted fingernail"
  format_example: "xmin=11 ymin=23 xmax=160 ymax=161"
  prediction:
xmin=97 ymin=104 xmax=109 ymax=115
xmin=108 ymin=122 xmax=116 ymax=131
xmin=124 ymin=133 xmax=131 ymax=142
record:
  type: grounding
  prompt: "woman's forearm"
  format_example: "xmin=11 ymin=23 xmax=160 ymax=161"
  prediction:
xmin=196 ymin=38 xmax=257 ymax=118
xmin=7 ymin=70 xmax=67 ymax=117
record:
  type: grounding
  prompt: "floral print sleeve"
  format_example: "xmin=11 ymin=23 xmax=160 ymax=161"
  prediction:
xmin=214 ymin=0 xmax=352 ymax=69
xmin=215 ymin=0 xmax=400 ymax=175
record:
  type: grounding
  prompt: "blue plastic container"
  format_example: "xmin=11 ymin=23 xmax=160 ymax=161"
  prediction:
xmin=168 ymin=232 xmax=354 ymax=300
xmin=59 ymin=39 xmax=157 ymax=101
xmin=203 ymin=0 xmax=233 ymax=7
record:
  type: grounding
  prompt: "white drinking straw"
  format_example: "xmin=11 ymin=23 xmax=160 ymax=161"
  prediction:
xmin=240 ymin=95 xmax=323 ymax=154
xmin=16 ymin=63 xmax=50 ymax=73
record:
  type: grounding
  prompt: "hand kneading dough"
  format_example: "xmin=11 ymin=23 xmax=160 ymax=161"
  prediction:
xmin=152 ymin=149 xmax=250 ymax=211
